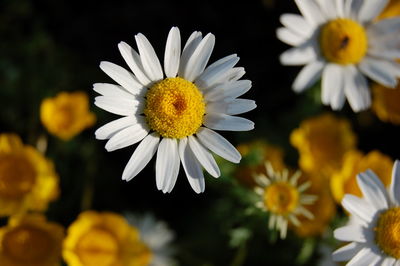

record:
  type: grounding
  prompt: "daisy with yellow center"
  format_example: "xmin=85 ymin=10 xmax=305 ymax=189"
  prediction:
xmin=254 ymin=163 xmax=317 ymax=239
xmin=277 ymin=0 xmax=400 ymax=112
xmin=0 ymin=213 xmax=64 ymax=266
xmin=94 ymin=27 xmax=255 ymax=193
xmin=40 ymin=91 xmax=96 ymax=140
xmin=0 ymin=133 xmax=59 ymax=216
xmin=333 ymin=160 xmax=400 ymax=265
xmin=63 ymin=211 xmax=174 ymax=266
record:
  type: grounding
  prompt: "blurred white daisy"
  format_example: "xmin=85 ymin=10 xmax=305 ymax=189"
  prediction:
xmin=94 ymin=27 xmax=255 ymax=193
xmin=333 ymin=160 xmax=400 ymax=265
xmin=254 ymin=163 xmax=317 ymax=239
xmin=126 ymin=213 xmax=175 ymax=266
xmin=277 ymin=0 xmax=400 ymax=112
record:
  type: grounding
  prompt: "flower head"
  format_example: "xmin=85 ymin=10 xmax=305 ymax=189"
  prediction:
xmin=331 ymin=150 xmax=393 ymax=203
xmin=94 ymin=27 xmax=255 ymax=193
xmin=0 ymin=213 xmax=64 ymax=266
xmin=254 ymin=163 xmax=317 ymax=239
xmin=290 ymin=113 xmax=356 ymax=176
xmin=372 ymin=78 xmax=400 ymax=125
xmin=0 ymin=133 xmax=59 ymax=216
xmin=277 ymin=0 xmax=400 ymax=112
xmin=40 ymin=91 xmax=96 ymax=140
xmin=333 ymin=160 xmax=400 ymax=265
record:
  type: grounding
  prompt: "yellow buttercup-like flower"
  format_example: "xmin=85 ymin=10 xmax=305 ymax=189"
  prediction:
xmin=290 ymin=113 xmax=357 ymax=177
xmin=40 ymin=91 xmax=96 ymax=140
xmin=63 ymin=211 xmax=152 ymax=266
xmin=0 ymin=133 xmax=59 ymax=216
xmin=379 ymin=0 xmax=400 ymax=19
xmin=0 ymin=213 xmax=64 ymax=266
xmin=330 ymin=150 xmax=393 ymax=203
xmin=372 ymin=75 xmax=400 ymax=125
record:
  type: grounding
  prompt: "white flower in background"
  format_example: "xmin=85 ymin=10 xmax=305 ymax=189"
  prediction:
xmin=94 ymin=27 xmax=255 ymax=193
xmin=126 ymin=213 xmax=175 ymax=266
xmin=333 ymin=160 xmax=400 ymax=265
xmin=277 ymin=0 xmax=400 ymax=112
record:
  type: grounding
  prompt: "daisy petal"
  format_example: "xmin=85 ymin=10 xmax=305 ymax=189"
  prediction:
xmin=205 ymin=80 xmax=252 ymax=101
xmin=118 ymin=41 xmax=152 ymax=86
xmin=359 ymin=58 xmax=398 ymax=88
xmin=188 ymin=136 xmax=220 ymax=178
xmin=368 ymin=48 xmax=400 ymax=61
xmin=99 ymin=61 xmax=143 ymax=94
xmin=135 ymin=33 xmax=164 ymax=82
xmin=382 ymin=257 xmax=396 ymax=266
xmin=292 ymin=60 xmax=324 ymax=92
xmin=178 ymin=31 xmax=202 ymax=77
xmin=344 ymin=65 xmax=371 ymax=112
xmin=206 ymin=99 xmax=256 ymax=115
xmin=368 ymin=17 xmax=400 ymax=36
xmin=347 ymin=247 xmax=381 ymax=266
xmin=178 ymin=138 xmax=205 ymax=193
xmin=280 ymin=41 xmax=317 ymax=66
xmin=390 ymin=160 xmax=400 ymax=205
xmin=195 ymin=54 xmax=239 ymax=89
xmin=315 ymin=0 xmax=337 ymax=19
xmin=357 ymin=170 xmax=390 ymax=211
xmin=94 ymin=96 xmax=143 ymax=116
xmin=122 ymin=133 xmax=160 ymax=181
xmin=332 ymin=242 xmax=364 ymax=262
xmin=204 ymin=113 xmax=254 ymax=131
xmin=276 ymin=27 xmax=306 ymax=46
xmin=182 ymin=33 xmax=215 ymax=82
xmin=280 ymin=14 xmax=313 ymax=37
xmin=93 ymin=83 xmax=136 ymax=100
xmin=294 ymin=0 xmax=325 ymax=26
xmin=164 ymin=27 xmax=181 ymax=78
xmin=342 ymin=194 xmax=374 ymax=224
xmin=155 ymin=138 xmax=180 ymax=192
xmin=105 ymin=121 xmax=149 ymax=152
xmin=345 ymin=0 xmax=363 ymax=19
xmin=196 ymin=127 xmax=241 ymax=163
xmin=333 ymin=225 xmax=368 ymax=242
xmin=95 ymin=116 xmax=138 ymax=140
xmin=321 ymin=63 xmax=345 ymax=110
xmin=358 ymin=0 xmax=389 ymax=23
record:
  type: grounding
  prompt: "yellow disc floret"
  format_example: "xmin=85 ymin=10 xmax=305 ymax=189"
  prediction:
xmin=375 ymin=207 xmax=400 ymax=259
xmin=264 ymin=182 xmax=299 ymax=215
xmin=320 ymin=18 xmax=368 ymax=65
xmin=144 ymin=77 xmax=205 ymax=139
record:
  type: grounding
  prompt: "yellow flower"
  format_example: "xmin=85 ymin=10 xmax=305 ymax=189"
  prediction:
xmin=330 ymin=150 xmax=393 ymax=203
xmin=372 ymin=81 xmax=400 ymax=125
xmin=63 ymin=211 xmax=152 ymax=266
xmin=292 ymin=172 xmax=336 ymax=237
xmin=235 ymin=140 xmax=286 ymax=187
xmin=290 ymin=113 xmax=357 ymax=177
xmin=0 ymin=213 xmax=64 ymax=266
xmin=0 ymin=133 xmax=59 ymax=216
xmin=40 ymin=91 xmax=96 ymax=140
xmin=379 ymin=0 xmax=400 ymax=19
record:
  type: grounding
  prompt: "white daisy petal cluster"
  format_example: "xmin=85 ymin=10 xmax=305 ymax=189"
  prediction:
xmin=277 ymin=0 xmax=400 ymax=112
xmin=333 ymin=160 xmax=400 ymax=265
xmin=94 ymin=27 xmax=255 ymax=193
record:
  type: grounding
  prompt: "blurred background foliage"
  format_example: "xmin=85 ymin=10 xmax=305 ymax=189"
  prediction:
xmin=1 ymin=0 xmax=400 ymax=265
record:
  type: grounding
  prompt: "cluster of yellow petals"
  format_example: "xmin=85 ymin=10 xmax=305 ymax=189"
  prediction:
xmin=0 ymin=134 xmax=59 ymax=216
xmin=330 ymin=150 xmax=393 ymax=202
xmin=0 ymin=213 xmax=64 ymax=266
xmin=40 ymin=91 xmax=96 ymax=140
xmin=290 ymin=113 xmax=357 ymax=177
xmin=378 ymin=0 xmax=400 ymax=19
xmin=63 ymin=211 xmax=152 ymax=266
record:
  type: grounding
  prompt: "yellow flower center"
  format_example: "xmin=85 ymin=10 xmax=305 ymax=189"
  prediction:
xmin=375 ymin=207 xmax=400 ymax=259
xmin=264 ymin=182 xmax=299 ymax=215
xmin=3 ymin=226 xmax=53 ymax=263
xmin=319 ymin=18 xmax=368 ymax=65
xmin=144 ymin=77 xmax=205 ymax=139
xmin=0 ymin=154 xmax=36 ymax=198
xmin=76 ymin=227 xmax=152 ymax=266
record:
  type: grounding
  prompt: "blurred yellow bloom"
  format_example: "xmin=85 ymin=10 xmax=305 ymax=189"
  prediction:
xmin=63 ymin=211 xmax=152 ymax=266
xmin=290 ymin=113 xmax=357 ymax=177
xmin=0 ymin=133 xmax=59 ymax=216
xmin=235 ymin=140 xmax=286 ymax=187
xmin=292 ymin=172 xmax=336 ymax=237
xmin=372 ymin=80 xmax=400 ymax=125
xmin=40 ymin=91 xmax=96 ymax=140
xmin=0 ymin=213 xmax=64 ymax=266
xmin=330 ymin=150 xmax=393 ymax=203
xmin=379 ymin=0 xmax=400 ymax=19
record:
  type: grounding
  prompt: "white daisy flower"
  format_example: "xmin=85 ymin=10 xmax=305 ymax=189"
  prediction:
xmin=254 ymin=162 xmax=317 ymax=239
xmin=94 ymin=27 xmax=255 ymax=193
xmin=277 ymin=0 xmax=400 ymax=112
xmin=333 ymin=160 xmax=400 ymax=265
xmin=126 ymin=213 xmax=175 ymax=266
